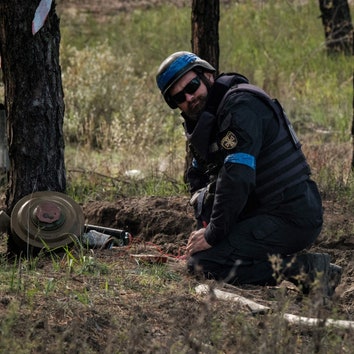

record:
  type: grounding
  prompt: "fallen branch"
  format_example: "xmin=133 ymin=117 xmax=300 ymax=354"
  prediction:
xmin=195 ymin=284 xmax=354 ymax=329
xmin=195 ymin=284 xmax=270 ymax=314
xmin=283 ymin=313 xmax=354 ymax=329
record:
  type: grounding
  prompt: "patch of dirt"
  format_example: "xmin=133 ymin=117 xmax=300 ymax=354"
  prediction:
xmin=2 ymin=188 xmax=353 ymax=351
xmin=82 ymin=194 xmax=354 ymax=304
xmin=83 ymin=196 xmax=195 ymax=255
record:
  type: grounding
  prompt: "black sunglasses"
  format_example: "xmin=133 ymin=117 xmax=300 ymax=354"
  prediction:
xmin=171 ymin=77 xmax=201 ymax=104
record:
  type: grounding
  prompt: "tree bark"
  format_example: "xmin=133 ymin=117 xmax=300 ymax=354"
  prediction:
xmin=191 ymin=0 xmax=220 ymax=73
xmin=0 ymin=0 xmax=66 ymax=213
xmin=318 ymin=0 xmax=353 ymax=55
xmin=352 ymin=71 xmax=354 ymax=170
xmin=185 ymin=0 xmax=220 ymax=183
xmin=318 ymin=2 xmax=354 ymax=169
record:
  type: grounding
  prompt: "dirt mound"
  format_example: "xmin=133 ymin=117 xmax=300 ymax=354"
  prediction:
xmin=83 ymin=196 xmax=195 ymax=254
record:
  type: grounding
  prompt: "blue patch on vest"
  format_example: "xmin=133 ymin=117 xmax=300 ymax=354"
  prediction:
xmin=224 ymin=153 xmax=256 ymax=170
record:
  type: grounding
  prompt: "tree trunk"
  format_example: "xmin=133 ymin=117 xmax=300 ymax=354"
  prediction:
xmin=352 ymin=71 xmax=354 ymax=170
xmin=185 ymin=0 xmax=220 ymax=183
xmin=0 ymin=0 xmax=66 ymax=214
xmin=318 ymin=0 xmax=353 ymax=55
xmin=191 ymin=0 xmax=220 ymax=73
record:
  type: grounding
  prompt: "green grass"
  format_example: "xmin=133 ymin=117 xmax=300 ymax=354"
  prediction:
xmin=219 ymin=1 xmax=352 ymax=139
xmin=58 ymin=0 xmax=353 ymax=199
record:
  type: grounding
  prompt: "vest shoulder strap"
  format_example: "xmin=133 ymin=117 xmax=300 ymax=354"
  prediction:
xmin=220 ymin=83 xmax=280 ymax=114
xmin=219 ymin=83 xmax=301 ymax=149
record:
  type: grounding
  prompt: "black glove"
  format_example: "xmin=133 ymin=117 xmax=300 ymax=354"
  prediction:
xmin=189 ymin=181 xmax=216 ymax=228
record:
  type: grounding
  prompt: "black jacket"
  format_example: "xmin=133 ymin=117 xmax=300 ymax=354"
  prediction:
xmin=183 ymin=73 xmax=323 ymax=246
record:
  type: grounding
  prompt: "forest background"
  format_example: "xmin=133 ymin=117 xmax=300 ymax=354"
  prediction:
xmin=0 ymin=1 xmax=353 ymax=353
xmin=57 ymin=0 xmax=353 ymax=202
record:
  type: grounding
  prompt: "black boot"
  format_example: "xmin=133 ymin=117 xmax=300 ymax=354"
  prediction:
xmin=281 ymin=253 xmax=342 ymax=297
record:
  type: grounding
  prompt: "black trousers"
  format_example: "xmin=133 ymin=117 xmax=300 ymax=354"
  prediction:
xmin=187 ymin=213 xmax=322 ymax=286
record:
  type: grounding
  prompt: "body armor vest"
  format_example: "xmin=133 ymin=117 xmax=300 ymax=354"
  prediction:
xmin=217 ymin=81 xmax=311 ymax=203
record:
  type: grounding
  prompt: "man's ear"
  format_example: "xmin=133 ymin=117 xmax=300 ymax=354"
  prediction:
xmin=204 ymin=72 xmax=214 ymax=82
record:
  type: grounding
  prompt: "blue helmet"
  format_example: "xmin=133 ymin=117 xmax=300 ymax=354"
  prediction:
xmin=156 ymin=51 xmax=216 ymax=108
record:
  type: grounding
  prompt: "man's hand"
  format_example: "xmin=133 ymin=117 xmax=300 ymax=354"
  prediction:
xmin=186 ymin=228 xmax=211 ymax=256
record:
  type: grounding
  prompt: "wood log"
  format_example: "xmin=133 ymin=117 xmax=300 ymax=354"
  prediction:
xmin=195 ymin=284 xmax=354 ymax=329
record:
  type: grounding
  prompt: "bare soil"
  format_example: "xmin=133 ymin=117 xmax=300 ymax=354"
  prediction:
xmin=82 ymin=195 xmax=354 ymax=293
xmin=22 ymin=193 xmax=354 ymax=353
xmin=1 ymin=192 xmax=354 ymax=352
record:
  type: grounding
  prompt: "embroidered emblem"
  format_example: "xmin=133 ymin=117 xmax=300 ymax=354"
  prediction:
xmin=221 ymin=131 xmax=238 ymax=150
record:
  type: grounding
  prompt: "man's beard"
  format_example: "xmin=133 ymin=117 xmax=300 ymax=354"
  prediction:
xmin=186 ymin=93 xmax=208 ymax=120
